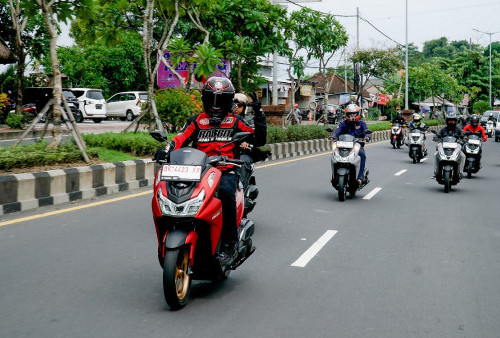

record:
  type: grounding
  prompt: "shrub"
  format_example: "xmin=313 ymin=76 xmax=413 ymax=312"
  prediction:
xmin=0 ymin=93 xmax=8 ymax=124
xmin=82 ymin=132 xmax=165 ymax=156
xmin=267 ymin=124 xmax=329 ymax=143
xmin=154 ymin=88 xmax=202 ymax=131
xmin=0 ymin=141 xmax=99 ymax=170
xmin=367 ymin=107 xmax=381 ymax=120
xmin=6 ymin=113 xmax=25 ymax=129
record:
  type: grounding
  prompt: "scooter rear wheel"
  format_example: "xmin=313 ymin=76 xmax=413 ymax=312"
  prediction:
xmin=163 ymin=246 xmax=191 ymax=310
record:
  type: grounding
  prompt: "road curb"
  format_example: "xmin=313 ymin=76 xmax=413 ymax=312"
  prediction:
xmin=0 ymin=126 xmax=442 ymax=216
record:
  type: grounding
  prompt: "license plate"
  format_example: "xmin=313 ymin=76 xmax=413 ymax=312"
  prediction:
xmin=442 ymin=142 xmax=458 ymax=148
xmin=411 ymin=133 xmax=421 ymax=137
xmin=161 ymin=165 xmax=202 ymax=181
xmin=336 ymin=141 xmax=354 ymax=148
xmin=468 ymin=139 xmax=481 ymax=145
xmin=96 ymin=104 xmax=102 ymax=109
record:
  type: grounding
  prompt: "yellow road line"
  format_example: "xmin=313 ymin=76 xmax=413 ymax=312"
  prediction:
xmin=0 ymin=191 xmax=151 ymax=227
xmin=1 ymin=139 xmax=386 ymax=226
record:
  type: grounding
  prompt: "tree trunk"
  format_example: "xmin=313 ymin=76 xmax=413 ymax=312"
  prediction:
xmin=39 ymin=1 xmax=63 ymax=148
xmin=143 ymin=0 xmax=156 ymax=131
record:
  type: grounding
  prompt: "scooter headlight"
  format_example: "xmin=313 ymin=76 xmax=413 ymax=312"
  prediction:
xmin=157 ymin=187 xmax=205 ymax=216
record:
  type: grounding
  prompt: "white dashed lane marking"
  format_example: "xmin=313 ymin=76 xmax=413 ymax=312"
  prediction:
xmin=291 ymin=230 xmax=338 ymax=268
xmin=363 ymin=187 xmax=383 ymax=200
xmin=394 ymin=169 xmax=407 ymax=176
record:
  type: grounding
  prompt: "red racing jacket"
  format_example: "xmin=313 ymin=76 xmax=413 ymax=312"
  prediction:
xmin=168 ymin=112 xmax=266 ymax=169
xmin=463 ymin=124 xmax=487 ymax=141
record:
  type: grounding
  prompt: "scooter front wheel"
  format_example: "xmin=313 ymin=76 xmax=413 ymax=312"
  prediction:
xmin=443 ymin=171 xmax=451 ymax=193
xmin=337 ymin=175 xmax=346 ymax=201
xmin=163 ymin=246 xmax=192 ymax=310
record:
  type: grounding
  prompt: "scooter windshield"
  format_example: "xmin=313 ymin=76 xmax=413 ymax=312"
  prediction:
xmin=169 ymin=148 xmax=209 ymax=167
xmin=338 ymin=134 xmax=355 ymax=142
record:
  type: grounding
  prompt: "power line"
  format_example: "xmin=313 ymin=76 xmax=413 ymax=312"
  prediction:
xmin=282 ymin=0 xmax=403 ymax=48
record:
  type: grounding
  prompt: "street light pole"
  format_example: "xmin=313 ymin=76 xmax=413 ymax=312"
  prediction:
xmin=473 ymin=28 xmax=499 ymax=106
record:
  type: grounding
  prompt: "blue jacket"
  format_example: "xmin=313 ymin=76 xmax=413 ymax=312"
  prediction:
xmin=332 ymin=120 xmax=371 ymax=140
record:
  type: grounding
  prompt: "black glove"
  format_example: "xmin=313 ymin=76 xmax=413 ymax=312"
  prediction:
xmin=153 ymin=150 xmax=169 ymax=162
xmin=248 ymin=93 xmax=262 ymax=117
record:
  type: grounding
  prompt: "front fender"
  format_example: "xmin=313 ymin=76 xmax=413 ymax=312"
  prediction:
xmin=164 ymin=229 xmax=198 ymax=266
xmin=337 ymin=167 xmax=350 ymax=176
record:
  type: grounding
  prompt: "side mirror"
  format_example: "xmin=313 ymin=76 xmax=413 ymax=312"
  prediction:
xmin=325 ymin=128 xmax=333 ymax=133
xmin=150 ymin=130 xmax=168 ymax=142
xmin=232 ymin=131 xmax=251 ymax=143
xmin=365 ymin=130 xmax=372 ymax=135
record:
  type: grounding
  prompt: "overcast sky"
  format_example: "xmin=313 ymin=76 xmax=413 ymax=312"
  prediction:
xmin=287 ymin=0 xmax=500 ymax=50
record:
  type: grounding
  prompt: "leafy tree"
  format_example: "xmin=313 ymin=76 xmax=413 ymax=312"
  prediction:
xmin=25 ymin=0 xmax=93 ymax=148
xmin=204 ymin=0 xmax=288 ymax=93
xmin=56 ymin=34 xmax=146 ymax=98
xmin=1 ymin=0 xmax=49 ymax=114
xmin=351 ymin=48 xmax=402 ymax=103
xmin=284 ymin=8 xmax=347 ymax=106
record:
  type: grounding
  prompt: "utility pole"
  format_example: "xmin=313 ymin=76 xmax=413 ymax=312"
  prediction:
xmin=404 ymin=0 xmax=409 ymax=110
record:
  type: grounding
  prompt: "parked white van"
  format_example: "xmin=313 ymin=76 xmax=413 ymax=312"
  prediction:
xmin=106 ymin=91 xmax=148 ymax=121
xmin=71 ymin=88 xmax=107 ymax=123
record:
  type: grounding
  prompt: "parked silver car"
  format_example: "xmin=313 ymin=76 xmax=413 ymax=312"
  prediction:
xmin=106 ymin=91 xmax=148 ymax=121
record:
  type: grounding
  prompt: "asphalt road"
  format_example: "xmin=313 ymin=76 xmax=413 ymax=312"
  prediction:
xmin=1 ymin=137 xmax=500 ymax=337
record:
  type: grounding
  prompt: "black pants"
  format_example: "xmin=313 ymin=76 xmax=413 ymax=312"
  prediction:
xmin=218 ymin=172 xmax=239 ymax=247
xmin=238 ymin=153 xmax=254 ymax=191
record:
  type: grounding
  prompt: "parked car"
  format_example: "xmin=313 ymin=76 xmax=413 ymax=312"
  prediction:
xmin=23 ymin=87 xmax=83 ymax=123
xmin=106 ymin=91 xmax=148 ymax=121
xmin=71 ymin=88 xmax=107 ymax=123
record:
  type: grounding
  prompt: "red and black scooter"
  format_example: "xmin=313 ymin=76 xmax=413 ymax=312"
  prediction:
xmin=150 ymin=131 xmax=256 ymax=310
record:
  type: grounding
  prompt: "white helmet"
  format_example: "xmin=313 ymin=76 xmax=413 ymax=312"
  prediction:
xmin=345 ymin=103 xmax=360 ymax=122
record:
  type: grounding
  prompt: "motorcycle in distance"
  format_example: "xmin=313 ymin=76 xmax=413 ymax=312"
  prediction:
xmin=150 ymin=130 xmax=257 ymax=310
xmin=485 ymin=120 xmax=494 ymax=137
xmin=431 ymin=130 xmax=463 ymax=193
xmin=390 ymin=122 xmax=405 ymax=149
xmin=407 ymin=128 xmax=428 ymax=163
xmin=463 ymin=131 xmax=483 ymax=179
xmin=328 ymin=130 xmax=372 ymax=201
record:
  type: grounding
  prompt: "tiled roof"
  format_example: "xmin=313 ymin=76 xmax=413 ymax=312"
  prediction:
xmin=307 ymin=73 xmax=370 ymax=97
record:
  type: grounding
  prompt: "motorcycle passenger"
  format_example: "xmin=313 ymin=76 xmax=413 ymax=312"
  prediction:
xmin=232 ymin=93 xmax=267 ymax=191
xmin=434 ymin=112 xmax=465 ymax=177
xmin=163 ymin=77 xmax=267 ymax=266
xmin=330 ymin=103 xmax=371 ymax=184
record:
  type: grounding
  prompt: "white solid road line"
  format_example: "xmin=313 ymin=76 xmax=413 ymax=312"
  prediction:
xmin=363 ymin=187 xmax=382 ymax=200
xmin=291 ymin=230 xmax=338 ymax=268
xmin=394 ymin=169 xmax=407 ymax=176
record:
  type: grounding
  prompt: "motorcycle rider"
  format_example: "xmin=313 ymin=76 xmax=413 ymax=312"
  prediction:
xmin=487 ymin=112 xmax=496 ymax=123
xmin=391 ymin=110 xmax=406 ymax=142
xmin=408 ymin=113 xmax=428 ymax=155
xmin=294 ymin=104 xmax=301 ymax=124
xmin=463 ymin=114 xmax=487 ymax=142
xmin=330 ymin=103 xmax=371 ymax=184
xmin=161 ymin=77 xmax=267 ymax=266
xmin=392 ymin=111 xmax=406 ymax=125
xmin=434 ymin=112 xmax=465 ymax=177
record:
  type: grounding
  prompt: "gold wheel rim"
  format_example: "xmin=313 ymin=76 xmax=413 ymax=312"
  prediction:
xmin=175 ymin=249 xmax=190 ymax=300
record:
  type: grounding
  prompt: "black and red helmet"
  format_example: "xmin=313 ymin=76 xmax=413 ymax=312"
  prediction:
xmin=470 ymin=114 xmax=479 ymax=127
xmin=201 ymin=77 xmax=235 ymax=119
